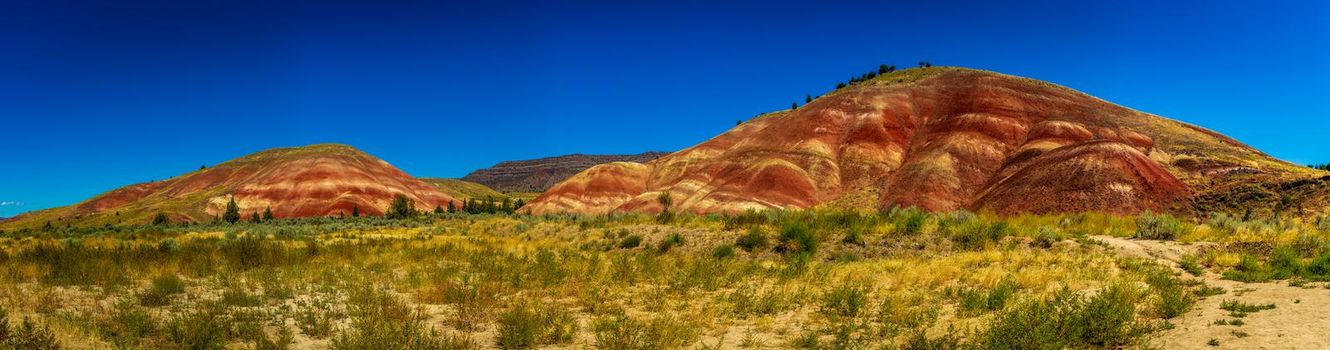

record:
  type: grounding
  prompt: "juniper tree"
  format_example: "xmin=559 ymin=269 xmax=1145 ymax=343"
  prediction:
xmin=386 ymin=194 xmax=416 ymax=219
xmin=262 ymin=207 xmax=274 ymax=221
xmin=152 ymin=212 xmax=170 ymax=226
xmin=223 ymin=197 xmax=241 ymax=224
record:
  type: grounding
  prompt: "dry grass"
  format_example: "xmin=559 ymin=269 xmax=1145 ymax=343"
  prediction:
xmin=0 ymin=209 xmax=1265 ymax=348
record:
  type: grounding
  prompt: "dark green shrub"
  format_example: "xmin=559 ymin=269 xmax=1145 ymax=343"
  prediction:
xmin=657 ymin=233 xmax=685 ymax=253
xmin=952 ymin=221 xmax=1010 ymax=250
xmin=976 ymin=284 xmax=1143 ymax=349
xmin=735 ymin=228 xmax=769 ymax=253
xmin=618 ymin=235 xmax=643 ymax=249
xmin=711 ymin=245 xmax=736 ymax=260
xmin=776 ymin=222 xmax=817 ymax=256
xmin=139 ymin=273 xmax=186 ymax=307
xmin=892 ymin=208 xmax=928 ymax=236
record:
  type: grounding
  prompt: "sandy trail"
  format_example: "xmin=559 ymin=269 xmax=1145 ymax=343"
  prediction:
xmin=1092 ymin=236 xmax=1330 ymax=349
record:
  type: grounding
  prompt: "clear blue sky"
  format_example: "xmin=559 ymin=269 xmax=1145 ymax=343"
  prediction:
xmin=2 ymin=0 xmax=1327 ymax=217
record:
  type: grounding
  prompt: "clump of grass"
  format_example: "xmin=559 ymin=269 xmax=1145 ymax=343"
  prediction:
xmin=1194 ymin=284 xmax=1227 ymax=297
xmin=494 ymin=303 xmax=578 ymax=349
xmin=711 ymin=245 xmax=736 ymax=260
xmin=657 ymin=233 xmax=685 ymax=253
xmin=618 ymin=234 xmax=643 ymax=249
xmin=166 ymin=304 xmax=229 ymax=350
xmin=1219 ymin=299 xmax=1275 ymax=318
xmin=735 ymin=228 xmax=769 ymax=253
xmin=221 ymin=288 xmax=262 ymax=307
xmin=1031 ymin=226 xmax=1061 ymax=248
xmin=841 ymin=226 xmax=866 ymax=246
xmin=1179 ymin=255 xmax=1204 ymax=276
xmin=951 ymin=221 xmax=1009 ymax=250
xmin=592 ymin=311 xmax=697 ymax=349
xmin=138 ymin=273 xmax=186 ymax=307
xmin=775 ymin=222 xmax=817 ymax=256
xmin=820 ymin=283 xmax=869 ymax=318
xmin=332 ymin=287 xmax=477 ymax=349
xmin=954 ymin=277 xmax=1020 ymax=317
xmin=98 ymin=300 xmax=157 ymax=348
xmin=1135 ymin=212 xmax=1183 ymax=240
xmin=891 ymin=207 xmax=929 ymax=236
xmin=0 ymin=307 xmax=59 ymax=349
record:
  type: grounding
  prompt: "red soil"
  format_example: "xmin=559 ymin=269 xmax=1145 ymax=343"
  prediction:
xmin=68 ymin=144 xmax=459 ymax=222
xmin=524 ymin=68 xmax=1299 ymax=215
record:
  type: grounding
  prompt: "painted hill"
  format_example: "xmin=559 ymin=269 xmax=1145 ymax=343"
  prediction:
xmin=1 ymin=144 xmax=460 ymax=229
xmin=463 ymin=152 xmax=669 ymax=192
xmin=524 ymin=67 xmax=1315 ymax=216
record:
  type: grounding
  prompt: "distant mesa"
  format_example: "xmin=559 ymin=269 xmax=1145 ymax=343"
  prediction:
xmin=523 ymin=67 xmax=1317 ymax=216
xmin=1 ymin=144 xmax=460 ymax=229
xmin=463 ymin=152 xmax=669 ymax=192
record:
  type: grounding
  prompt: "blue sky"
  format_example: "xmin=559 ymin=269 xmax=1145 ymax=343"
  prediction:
xmin=1 ymin=0 xmax=1327 ymax=217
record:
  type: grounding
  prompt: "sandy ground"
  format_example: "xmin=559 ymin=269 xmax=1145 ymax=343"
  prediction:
xmin=1093 ymin=236 xmax=1330 ymax=349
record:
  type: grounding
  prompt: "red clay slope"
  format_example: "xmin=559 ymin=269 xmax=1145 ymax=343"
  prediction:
xmin=3 ymin=144 xmax=459 ymax=228
xmin=524 ymin=67 xmax=1308 ymax=216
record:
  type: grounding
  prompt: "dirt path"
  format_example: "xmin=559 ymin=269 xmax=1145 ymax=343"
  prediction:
xmin=1092 ymin=236 xmax=1330 ymax=349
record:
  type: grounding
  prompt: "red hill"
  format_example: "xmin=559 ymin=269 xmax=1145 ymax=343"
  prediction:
xmin=2 ymin=144 xmax=458 ymax=228
xmin=524 ymin=67 xmax=1313 ymax=216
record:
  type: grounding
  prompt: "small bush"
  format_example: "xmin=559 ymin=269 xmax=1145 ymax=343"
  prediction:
xmin=1135 ymin=212 xmax=1183 ymax=240
xmin=98 ymin=300 xmax=156 ymax=348
xmin=332 ymin=287 xmax=477 ymax=349
xmin=0 ymin=307 xmax=59 ymax=350
xmin=711 ymin=245 xmax=736 ymax=260
xmin=735 ymin=228 xmax=769 ymax=253
xmin=166 ymin=306 xmax=228 ymax=350
xmin=1031 ymin=226 xmax=1060 ymax=248
xmin=656 ymin=233 xmax=685 ymax=253
xmin=1179 ymin=255 xmax=1204 ymax=276
xmin=776 ymin=222 xmax=817 ymax=256
xmin=618 ymin=235 xmax=643 ymax=249
xmin=592 ymin=312 xmax=697 ymax=349
xmin=495 ymin=303 xmax=578 ymax=349
xmin=976 ymin=284 xmax=1143 ymax=349
xmin=952 ymin=221 xmax=1010 ymax=250
xmin=892 ymin=208 xmax=928 ymax=236
xmin=139 ymin=273 xmax=186 ymax=307
xmin=1145 ymin=271 xmax=1194 ymax=319
xmin=821 ymin=283 xmax=869 ymax=318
